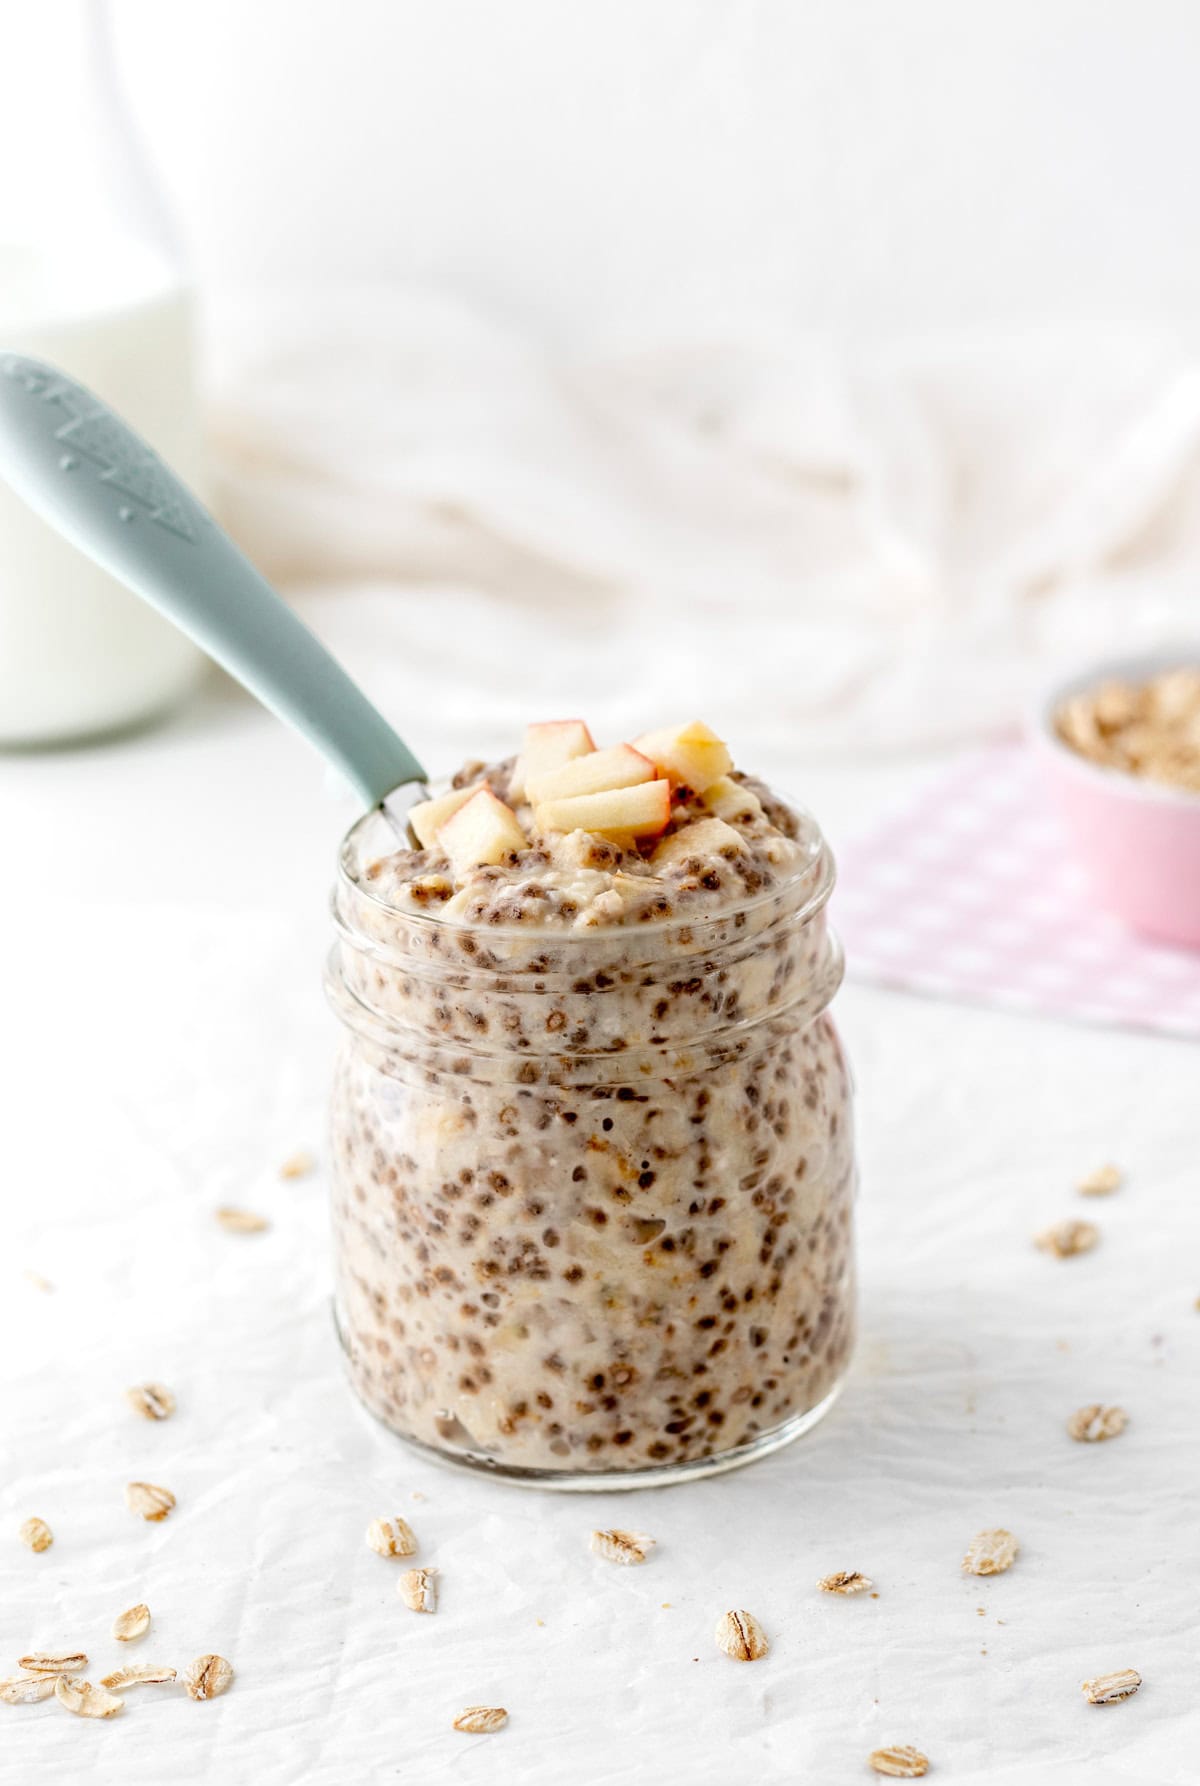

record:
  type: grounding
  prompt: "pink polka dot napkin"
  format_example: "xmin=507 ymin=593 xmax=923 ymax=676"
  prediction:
xmin=835 ymin=745 xmax=1200 ymax=1038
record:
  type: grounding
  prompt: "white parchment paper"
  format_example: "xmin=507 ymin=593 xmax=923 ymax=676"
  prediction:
xmin=0 ymin=622 xmax=1196 ymax=1786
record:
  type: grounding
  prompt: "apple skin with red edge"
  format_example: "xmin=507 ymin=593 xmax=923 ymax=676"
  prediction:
xmin=408 ymin=783 xmax=482 ymax=849
xmin=438 ymin=787 xmax=528 ymax=873
xmin=526 ymin=743 xmax=656 ymax=806
xmin=509 ymin=720 xmax=595 ymax=801
xmin=534 ymin=778 xmax=672 ymax=841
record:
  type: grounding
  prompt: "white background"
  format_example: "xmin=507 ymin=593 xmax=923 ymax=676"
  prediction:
xmin=112 ymin=0 xmax=1200 ymax=347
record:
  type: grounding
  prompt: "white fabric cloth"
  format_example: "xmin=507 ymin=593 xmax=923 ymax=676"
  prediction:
xmin=209 ymin=294 xmax=1200 ymax=753
xmin=1 ymin=663 xmax=1197 ymax=1786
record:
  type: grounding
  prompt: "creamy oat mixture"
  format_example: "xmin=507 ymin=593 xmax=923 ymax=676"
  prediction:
xmin=328 ymin=722 xmax=856 ymax=1477
xmin=368 ymin=771 xmax=807 ymax=932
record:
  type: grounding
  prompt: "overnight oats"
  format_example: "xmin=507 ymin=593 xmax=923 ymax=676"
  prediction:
xmin=327 ymin=721 xmax=857 ymax=1486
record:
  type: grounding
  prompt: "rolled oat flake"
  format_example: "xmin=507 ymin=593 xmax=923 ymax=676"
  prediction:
xmin=18 ymin=1650 xmax=87 ymax=1675
xmin=54 ymin=1677 xmax=124 ymax=1719
xmin=589 ymin=1528 xmax=654 ymax=1566
xmin=0 ymin=1674 xmax=57 ymax=1703
xmin=1035 ymin=1219 xmax=1099 ymax=1259
xmin=1067 ymin=1404 xmax=1127 ymax=1443
xmin=112 ymin=1602 xmax=152 ymax=1642
xmin=184 ymin=1654 xmax=233 ymax=1701
xmin=366 ymin=1516 xmax=417 ymax=1558
xmin=714 ymin=1609 xmax=768 ymax=1660
xmin=1082 ymin=1667 xmax=1141 ymax=1705
xmin=125 ymin=1480 xmax=176 ymax=1522
xmin=126 ymin=1381 xmax=176 ymax=1421
xmin=868 ymin=1745 xmax=930 ymax=1778
xmin=962 ymin=1528 xmax=1018 ymax=1576
xmin=397 ymin=1567 xmax=438 ymax=1613
xmin=817 ymin=1569 xmax=872 ymax=1595
xmin=453 ymin=1706 xmax=508 ymax=1733
xmin=215 ymin=1205 xmax=270 ymax=1234
xmin=100 ymin=1663 xmax=177 ymax=1690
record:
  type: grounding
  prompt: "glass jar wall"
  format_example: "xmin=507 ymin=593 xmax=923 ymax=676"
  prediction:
xmin=327 ymin=803 xmax=857 ymax=1489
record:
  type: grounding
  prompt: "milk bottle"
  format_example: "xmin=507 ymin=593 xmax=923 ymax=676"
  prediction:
xmin=0 ymin=4 xmax=203 ymax=744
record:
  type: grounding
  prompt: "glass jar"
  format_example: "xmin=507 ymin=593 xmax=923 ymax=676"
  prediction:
xmin=327 ymin=799 xmax=857 ymax=1489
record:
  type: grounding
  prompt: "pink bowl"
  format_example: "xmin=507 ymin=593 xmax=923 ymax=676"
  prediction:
xmin=1033 ymin=651 xmax=1200 ymax=951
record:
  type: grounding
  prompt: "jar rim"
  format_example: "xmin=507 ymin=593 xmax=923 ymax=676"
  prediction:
xmin=336 ymin=787 xmax=836 ymax=945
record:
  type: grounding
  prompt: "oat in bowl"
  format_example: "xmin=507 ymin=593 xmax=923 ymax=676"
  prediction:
xmin=327 ymin=720 xmax=858 ymax=1487
xmin=1037 ymin=653 xmax=1200 ymax=948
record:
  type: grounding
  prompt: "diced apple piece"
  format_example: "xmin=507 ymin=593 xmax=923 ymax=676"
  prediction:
xmin=437 ymin=787 xmax=527 ymax=874
xmin=408 ymin=783 xmax=482 ymax=849
xmin=650 ymin=816 xmax=749 ymax=870
xmin=702 ymin=775 xmax=764 ymax=824
xmin=526 ymin=743 xmax=656 ymax=805
xmin=633 ymin=722 xmax=732 ymax=794
xmin=535 ymin=779 xmax=672 ymax=840
xmin=509 ymin=719 xmax=595 ymax=802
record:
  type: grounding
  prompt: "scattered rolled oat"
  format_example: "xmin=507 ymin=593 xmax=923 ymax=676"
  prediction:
xmin=453 ymin=1706 xmax=508 ymax=1734
xmin=1078 ymin=1164 xmax=1122 ymax=1197
xmin=962 ymin=1529 xmax=1019 ymax=1576
xmin=215 ymin=1206 xmax=269 ymax=1234
xmin=18 ymin=1517 xmax=52 ymax=1553
xmin=23 ymin=1271 xmax=53 ymax=1293
xmin=125 ymin=1481 xmax=175 ymax=1522
xmin=112 ymin=1603 xmax=151 ymax=1642
xmin=184 ymin=1654 xmax=234 ymax=1701
xmin=100 ymin=1664 xmax=176 ymax=1690
xmin=868 ymin=1745 xmax=930 ymax=1778
xmin=1036 ymin=1219 xmax=1098 ymax=1259
xmin=18 ymin=1651 xmax=87 ymax=1675
xmin=817 ymin=1570 xmax=872 ymax=1596
xmin=126 ymin=1381 xmax=176 ymax=1421
xmin=1082 ymin=1667 xmax=1141 ymax=1704
xmin=54 ymin=1677 xmax=123 ymax=1718
xmin=279 ymin=1150 xmax=314 ymax=1180
xmin=0 ymin=1674 xmax=57 ymax=1703
xmin=1067 ymin=1404 xmax=1128 ymax=1443
xmin=589 ymin=1529 xmax=654 ymax=1566
xmin=714 ymin=1609 xmax=768 ymax=1661
xmin=366 ymin=1516 xmax=417 ymax=1558
xmin=398 ymin=1567 xmax=438 ymax=1613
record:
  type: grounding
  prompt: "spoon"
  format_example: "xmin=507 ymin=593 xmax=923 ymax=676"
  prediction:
xmin=0 ymin=350 xmax=427 ymax=826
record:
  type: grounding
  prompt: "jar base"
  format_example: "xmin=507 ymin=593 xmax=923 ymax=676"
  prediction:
xmin=337 ymin=1313 xmax=846 ymax=1491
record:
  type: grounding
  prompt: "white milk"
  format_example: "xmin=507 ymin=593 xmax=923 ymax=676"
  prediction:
xmin=0 ymin=239 xmax=204 ymax=744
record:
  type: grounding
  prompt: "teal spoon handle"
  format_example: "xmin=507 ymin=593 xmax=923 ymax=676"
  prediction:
xmin=0 ymin=351 xmax=426 ymax=807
